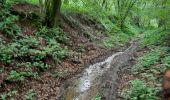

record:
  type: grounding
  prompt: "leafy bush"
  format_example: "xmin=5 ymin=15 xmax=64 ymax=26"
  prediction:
xmin=0 ymin=3 xmax=22 ymax=38
xmin=25 ymin=89 xmax=36 ymax=100
xmin=35 ymin=27 xmax=70 ymax=45
xmin=160 ymin=55 xmax=170 ymax=72
xmin=76 ymin=44 xmax=84 ymax=52
xmin=7 ymin=71 xmax=26 ymax=81
xmin=0 ymin=36 xmax=68 ymax=69
xmin=0 ymin=16 xmax=21 ymax=38
xmin=0 ymin=90 xmax=18 ymax=100
xmin=124 ymin=79 xmax=157 ymax=100
xmin=93 ymin=95 xmax=101 ymax=100
xmin=132 ymin=47 xmax=166 ymax=72
xmin=141 ymin=28 xmax=168 ymax=47
xmin=101 ymin=32 xmax=130 ymax=48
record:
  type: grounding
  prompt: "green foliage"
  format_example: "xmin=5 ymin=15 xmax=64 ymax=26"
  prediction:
xmin=162 ymin=56 xmax=170 ymax=67
xmin=0 ymin=15 xmax=21 ymax=38
xmin=7 ymin=71 xmax=26 ymax=81
xmin=125 ymin=46 xmax=170 ymax=100
xmin=141 ymin=28 xmax=168 ymax=47
xmin=51 ymin=71 xmax=68 ymax=79
xmin=35 ymin=27 xmax=70 ymax=45
xmin=93 ymin=95 xmax=101 ymax=100
xmin=7 ymin=69 xmax=37 ymax=82
xmin=101 ymin=32 xmax=130 ymax=48
xmin=76 ymin=44 xmax=84 ymax=52
xmin=0 ymin=90 xmax=18 ymax=100
xmin=0 ymin=2 xmax=22 ymax=38
xmin=132 ymin=47 xmax=166 ymax=73
xmin=0 ymin=68 xmax=4 ymax=73
xmin=124 ymin=79 xmax=156 ymax=100
xmin=25 ymin=90 xmax=36 ymax=100
xmin=0 ymin=36 xmax=68 ymax=69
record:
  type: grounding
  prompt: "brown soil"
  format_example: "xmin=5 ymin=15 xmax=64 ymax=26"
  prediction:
xmin=12 ymin=3 xmax=39 ymax=14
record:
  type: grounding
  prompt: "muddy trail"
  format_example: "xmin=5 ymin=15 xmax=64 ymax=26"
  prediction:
xmin=58 ymin=41 xmax=139 ymax=100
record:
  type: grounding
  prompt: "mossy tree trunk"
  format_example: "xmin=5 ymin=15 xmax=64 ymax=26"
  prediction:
xmin=44 ymin=0 xmax=62 ymax=27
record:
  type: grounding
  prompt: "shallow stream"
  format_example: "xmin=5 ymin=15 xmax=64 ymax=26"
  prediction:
xmin=59 ymin=42 xmax=138 ymax=100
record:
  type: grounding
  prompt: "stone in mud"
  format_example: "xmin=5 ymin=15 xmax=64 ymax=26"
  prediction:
xmin=71 ymin=58 xmax=83 ymax=64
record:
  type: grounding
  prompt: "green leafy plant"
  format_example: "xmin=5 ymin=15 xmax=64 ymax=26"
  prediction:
xmin=25 ymin=89 xmax=36 ymax=100
xmin=0 ymin=36 xmax=68 ymax=71
xmin=141 ymin=28 xmax=168 ymax=47
xmin=93 ymin=95 xmax=101 ymax=100
xmin=35 ymin=27 xmax=70 ymax=45
xmin=132 ymin=47 xmax=166 ymax=73
xmin=162 ymin=56 xmax=170 ymax=66
xmin=124 ymin=79 xmax=157 ymax=100
xmin=0 ymin=15 xmax=21 ymax=38
xmin=0 ymin=90 xmax=18 ymax=100
xmin=76 ymin=44 xmax=84 ymax=52
xmin=7 ymin=71 xmax=26 ymax=81
xmin=0 ymin=68 xmax=4 ymax=73
xmin=51 ymin=71 xmax=68 ymax=79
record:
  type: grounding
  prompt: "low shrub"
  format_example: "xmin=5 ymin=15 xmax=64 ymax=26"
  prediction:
xmin=123 ymin=79 xmax=157 ymax=100
xmin=35 ymin=27 xmax=70 ymax=45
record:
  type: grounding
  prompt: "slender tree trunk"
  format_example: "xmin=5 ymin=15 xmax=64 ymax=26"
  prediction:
xmin=53 ymin=0 xmax=61 ymax=27
xmin=102 ymin=0 xmax=108 ymax=9
xmin=39 ymin=0 xmax=44 ymax=14
xmin=120 ymin=0 xmax=137 ymax=29
xmin=45 ymin=0 xmax=62 ymax=27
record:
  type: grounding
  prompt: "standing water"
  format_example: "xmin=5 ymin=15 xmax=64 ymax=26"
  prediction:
xmin=59 ymin=42 xmax=138 ymax=100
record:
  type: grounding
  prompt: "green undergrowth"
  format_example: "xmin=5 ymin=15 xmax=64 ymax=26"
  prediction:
xmin=0 ymin=2 xmax=70 ymax=99
xmin=141 ymin=28 xmax=169 ymax=47
xmin=122 ymin=28 xmax=170 ymax=100
xmin=101 ymin=24 xmax=140 ymax=48
xmin=0 ymin=90 xmax=18 ymax=100
xmin=0 ymin=27 xmax=69 ymax=81
xmin=123 ymin=47 xmax=169 ymax=100
xmin=0 ymin=1 xmax=69 ymax=84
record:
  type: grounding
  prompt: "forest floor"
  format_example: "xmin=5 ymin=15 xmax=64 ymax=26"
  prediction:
xmin=0 ymin=3 xmax=130 ymax=99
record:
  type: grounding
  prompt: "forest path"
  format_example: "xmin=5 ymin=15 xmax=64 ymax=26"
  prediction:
xmin=59 ymin=41 xmax=139 ymax=100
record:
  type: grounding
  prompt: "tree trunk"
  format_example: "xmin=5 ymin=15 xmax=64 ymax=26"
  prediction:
xmin=53 ymin=0 xmax=61 ymax=27
xmin=45 ymin=0 xmax=62 ymax=27
xmin=120 ymin=0 xmax=137 ymax=30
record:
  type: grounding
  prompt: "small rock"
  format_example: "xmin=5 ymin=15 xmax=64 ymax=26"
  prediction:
xmin=71 ymin=58 xmax=83 ymax=64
